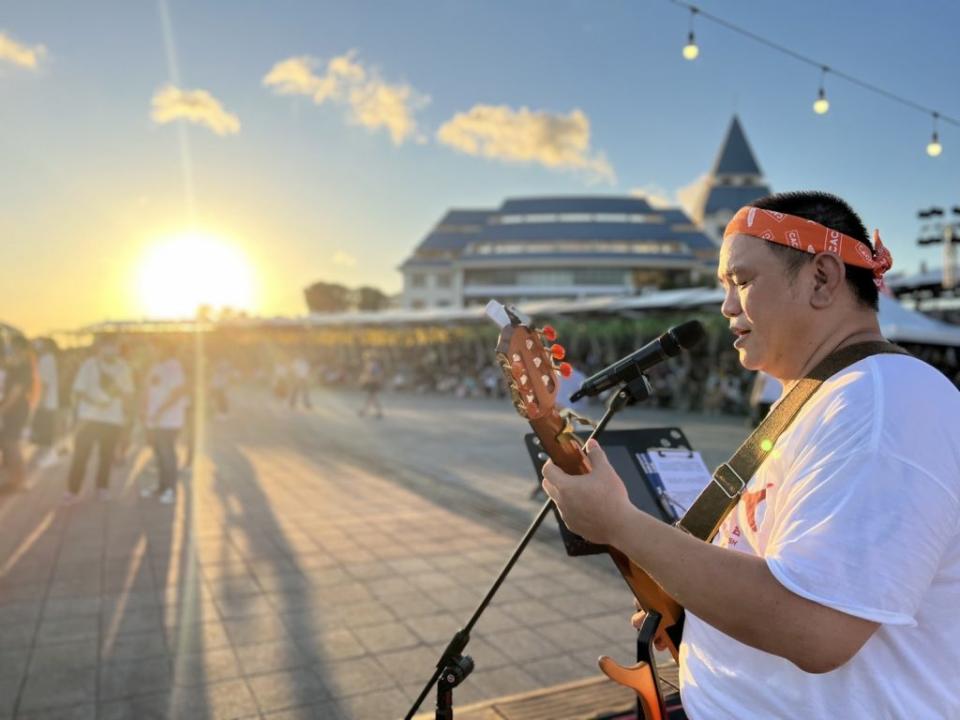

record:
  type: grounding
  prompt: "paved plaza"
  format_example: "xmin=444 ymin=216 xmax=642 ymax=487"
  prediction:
xmin=0 ymin=389 xmax=748 ymax=719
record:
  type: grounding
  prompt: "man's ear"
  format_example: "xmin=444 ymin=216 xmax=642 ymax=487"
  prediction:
xmin=809 ymin=252 xmax=846 ymax=309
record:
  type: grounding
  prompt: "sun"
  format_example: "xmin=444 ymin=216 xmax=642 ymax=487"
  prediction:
xmin=138 ymin=231 xmax=256 ymax=318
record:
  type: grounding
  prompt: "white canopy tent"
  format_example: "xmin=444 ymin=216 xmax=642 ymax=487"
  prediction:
xmin=612 ymin=288 xmax=960 ymax=346
xmin=524 ymin=288 xmax=960 ymax=346
xmin=78 ymin=288 xmax=960 ymax=347
xmin=874 ymin=294 xmax=960 ymax=346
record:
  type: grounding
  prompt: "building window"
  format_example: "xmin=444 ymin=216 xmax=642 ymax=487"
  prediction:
xmin=410 ymin=273 xmax=426 ymax=288
xmin=463 ymin=268 xmax=628 ymax=287
xmin=465 ymin=240 xmax=686 ymax=256
xmin=411 ymin=299 xmax=425 ymax=309
xmin=573 ymin=268 xmax=629 ymax=285
xmin=435 ymin=300 xmax=451 ymax=308
xmin=464 ymin=269 xmax=517 ymax=285
xmin=436 ymin=273 xmax=452 ymax=288
xmin=516 ymin=269 xmax=575 ymax=286
xmin=492 ymin=213 xmax=664 ymax=225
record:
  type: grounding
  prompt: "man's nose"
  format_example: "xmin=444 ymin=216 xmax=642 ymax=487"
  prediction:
xmin=721 ymin=287 xmax=741 ymax=318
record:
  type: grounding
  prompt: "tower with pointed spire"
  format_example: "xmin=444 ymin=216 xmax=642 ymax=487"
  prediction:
xmin=695 ymin=115 xmax=771 ymax=245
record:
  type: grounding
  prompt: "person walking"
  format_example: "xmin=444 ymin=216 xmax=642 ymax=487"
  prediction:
xmin=141 ymin=342 xmax=188 ymax=505
xmin=211 ymin=359 xmax=231 ymax=417
xmin=63 ymin=338 xmax=134 ymax=505
xmin=112 ymin=342 xmax=138 ymax=467
xmin=748 ymin=369 xmax=782 ymax=428
xmin=31 ymin=337 xmax=61 ymax=469
xmin=357 ymin=352 xmax=384 ymax=418
xmin=288 ymin=355 xmax=312 ymax=409
xmin=0 ymin=336 xmax=34 ymax=492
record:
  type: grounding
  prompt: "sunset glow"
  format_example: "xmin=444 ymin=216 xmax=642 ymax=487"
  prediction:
xmin=137 ymin=232 xmax=256 ymax=318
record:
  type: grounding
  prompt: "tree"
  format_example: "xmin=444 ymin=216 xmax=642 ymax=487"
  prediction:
xmin=355 ymin=286 xmax=391 ymax=311
xmin=304 ymin=282 xmax=351 ymax=313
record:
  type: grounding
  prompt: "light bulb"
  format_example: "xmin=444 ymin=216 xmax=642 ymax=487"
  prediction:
xmin=683 ymin=32 xmax=699 ymax=61
xmin=927 ymin=133 xmax=943 ymax=157
xmin=813 ymin=88 xmax=829 ymax=115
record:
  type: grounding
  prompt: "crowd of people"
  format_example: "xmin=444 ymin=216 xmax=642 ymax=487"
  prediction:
xmin=3 ymin=324 xmax=959 ymax=501
xmin=304 ymin=331 xmax=764 ymax=417
xmin=0 ymin=335 xmax=203 ymax=504
xmin=306 ymin=329 xmax=960 ymax=418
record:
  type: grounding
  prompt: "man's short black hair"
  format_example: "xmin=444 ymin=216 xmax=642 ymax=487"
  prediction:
xmin=748 ymin=191 xmax=879 ymax=310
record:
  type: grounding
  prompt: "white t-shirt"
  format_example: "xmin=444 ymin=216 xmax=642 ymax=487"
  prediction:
xmin=557 ymin=367 xmax=588 ymax=414
xmin=72 ymin=357 xmax=133 ymax=426
xmin=752 ymin=370 xmax=783 ymax=405
xmin=292 ymin=358 xmax=310 ymax=380
xmin=145 ymin=358 xmax=187 ymax=430
xmin=37 ymin=353 xmax=58 ymax=410
xmin=681 ymin=354 xmax=960 ymax=719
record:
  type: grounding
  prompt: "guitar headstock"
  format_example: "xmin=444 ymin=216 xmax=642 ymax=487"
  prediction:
xmin=485 ymin=301 xmax=572 ymax=420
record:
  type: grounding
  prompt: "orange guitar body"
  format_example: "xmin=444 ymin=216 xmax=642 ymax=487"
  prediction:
xmin=599 ymin=656 xmax=664 ymax=720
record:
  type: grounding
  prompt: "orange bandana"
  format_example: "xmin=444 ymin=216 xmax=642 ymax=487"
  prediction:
xmin=724 ymin=206 xmax=893 ymax=289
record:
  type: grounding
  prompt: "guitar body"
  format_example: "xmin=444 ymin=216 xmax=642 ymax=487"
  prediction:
xmin=598 ymin=610 xmax=682 ymax=720
xmin=485 ymin=302 xmax=685 ymax=718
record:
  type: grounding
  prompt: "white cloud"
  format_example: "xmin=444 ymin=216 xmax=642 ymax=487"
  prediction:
xmin=263 ymin=51 xmax=427 ymax=145
xmin=629 ymin=185 xmax=673 ymax=209
xmin=332 ymin=250 xmax=357 ymax=267
xmin=676 ymin=173 xmax=711 ymax=220
xmin=436 ymin=104 xmax=615 ymax=184
xmin=629 ymin=174 xmax=712 ymax=219
xmin=151 ymin=85 xmax=240 ymax=136
xmin=0 ymin=30 xmax=46 ymax=69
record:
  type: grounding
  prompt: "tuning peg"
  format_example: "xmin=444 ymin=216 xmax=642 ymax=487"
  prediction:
xmin=541 ymin=325 xmax=557 ymax=341
xmin=558 ymin=362 xmax=573 ymax=378
xmin=550 ymin=343 xmax=566 ymax=360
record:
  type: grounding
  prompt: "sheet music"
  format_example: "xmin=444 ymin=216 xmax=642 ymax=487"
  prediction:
xmin=636 ymin=448 xmax=713 ymax=519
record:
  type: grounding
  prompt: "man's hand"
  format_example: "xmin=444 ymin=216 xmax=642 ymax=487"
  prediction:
xmin=541 ymin=439 xmax=634 ymax=547
xmin=631 ymin=600 xmax=668 ymax=652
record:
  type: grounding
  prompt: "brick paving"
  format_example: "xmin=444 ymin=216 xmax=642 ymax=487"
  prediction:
xmin=0 ymin=389 xmax=747 ymax=719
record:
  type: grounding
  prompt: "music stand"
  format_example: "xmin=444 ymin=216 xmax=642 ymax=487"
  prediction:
xmin=522 ymin=427 xmax=694 ymax=556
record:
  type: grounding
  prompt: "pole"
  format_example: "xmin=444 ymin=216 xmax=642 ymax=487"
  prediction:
xmin=943 ymin=224 xmax=956 ymax=291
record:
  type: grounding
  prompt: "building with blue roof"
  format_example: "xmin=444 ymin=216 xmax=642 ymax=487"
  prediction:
xmin=399 ymin=116 xmax=771 ymax=309
xmin=695 ymin=115 xmax=771 ymax=243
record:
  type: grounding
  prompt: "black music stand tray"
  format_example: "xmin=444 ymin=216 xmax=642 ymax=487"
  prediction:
xmin=523 ymin=427 xmax=694 ymax=556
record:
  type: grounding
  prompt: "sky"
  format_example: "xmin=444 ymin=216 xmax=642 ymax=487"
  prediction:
xmin=2 ymin=0 xmax=958 ymax=334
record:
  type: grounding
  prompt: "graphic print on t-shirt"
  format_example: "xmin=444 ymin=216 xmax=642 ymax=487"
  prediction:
xmin=717 ymin=480 xmax=776 ymax=549
xmin=743 ymin=482 xmax=775 ymax=532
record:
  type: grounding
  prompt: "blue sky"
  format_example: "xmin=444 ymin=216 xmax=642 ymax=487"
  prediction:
xmin=2 ymin=0 xmax=958 ymax=333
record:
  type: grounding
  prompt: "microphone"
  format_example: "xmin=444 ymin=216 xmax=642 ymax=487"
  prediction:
xmin=569 ymin=320 xmax=705 ymax=401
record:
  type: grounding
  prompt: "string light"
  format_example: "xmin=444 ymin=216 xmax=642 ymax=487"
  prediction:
xmin=813 ymin=66 xmax=830 ymax=115
xmin=927 ymin=113 xmax=942 ymax=157
xmin=668 ymin=0 xmax=957 ymax=152
xmin=682 ymin=8 xmax=699 ymax=60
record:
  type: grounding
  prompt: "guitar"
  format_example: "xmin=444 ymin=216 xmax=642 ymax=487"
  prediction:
xmin=486 ymin=301 xmax=683 ymax=720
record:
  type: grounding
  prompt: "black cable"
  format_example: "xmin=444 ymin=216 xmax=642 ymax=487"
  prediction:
xmin=667 ymin=0 xmax=960 ymax=128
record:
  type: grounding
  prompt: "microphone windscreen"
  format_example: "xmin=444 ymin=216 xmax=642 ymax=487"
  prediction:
xmin=672 ymin=320 xmax=706 ymax=350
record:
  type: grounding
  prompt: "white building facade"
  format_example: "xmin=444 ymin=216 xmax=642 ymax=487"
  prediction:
xmin=399 ymin=117 xmax=771 ymax=310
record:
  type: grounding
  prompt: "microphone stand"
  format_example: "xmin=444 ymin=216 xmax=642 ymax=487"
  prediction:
xmin=404 ymin=374 xmax=654 ymax=720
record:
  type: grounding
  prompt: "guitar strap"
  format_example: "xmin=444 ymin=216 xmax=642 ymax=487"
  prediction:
xmin=677 ymin=342 xmax=911 ymax=541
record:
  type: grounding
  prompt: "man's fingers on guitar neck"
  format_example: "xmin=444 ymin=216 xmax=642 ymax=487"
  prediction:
xmin=631 ymin=611 xmax=668 ymax=651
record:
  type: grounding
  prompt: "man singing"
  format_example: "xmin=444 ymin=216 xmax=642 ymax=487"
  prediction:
xmin=542 ymin=191 xmax=960 ymax=718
